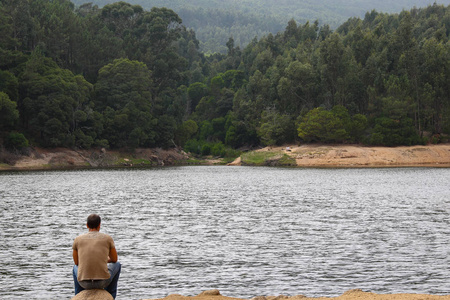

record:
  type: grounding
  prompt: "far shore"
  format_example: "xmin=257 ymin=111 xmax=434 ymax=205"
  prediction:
xmin=233 ymin=143 xmax=450 ymax=168
xmin=142 ymin=289 xmax=450 ymax=300
xmin=1 ymin=143 xmax=450 ymax=171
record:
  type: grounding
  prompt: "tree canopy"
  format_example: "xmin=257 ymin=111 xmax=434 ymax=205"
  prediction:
xmin=70 ymin=0 xmax=450 ymax=53
xmin=0 ymin=1 xmax=449 ymax=154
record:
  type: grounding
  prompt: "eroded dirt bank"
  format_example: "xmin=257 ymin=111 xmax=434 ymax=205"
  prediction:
xmin=0 ymin=147 xmax=190 ymax=170
xmin=2 ymin=144 xmax=450 ymax=170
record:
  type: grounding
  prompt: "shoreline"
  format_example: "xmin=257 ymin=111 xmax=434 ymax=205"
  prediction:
xmin=141 ymin=289 xmax=450 ymax=300
xmin=233 ymin=144 xmax=450 ymax=168
xmin=1 ymin=144 xmax=450 ymax=171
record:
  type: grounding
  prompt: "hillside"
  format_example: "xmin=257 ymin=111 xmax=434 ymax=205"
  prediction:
xmin=70 ymin=0 xmax=450 ymax=53
xmin=1 ymin=1 xmax=450 ymax=157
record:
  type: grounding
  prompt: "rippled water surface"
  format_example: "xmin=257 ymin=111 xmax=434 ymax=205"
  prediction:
xmin=0 ymin=166 xmax=449 ymax=299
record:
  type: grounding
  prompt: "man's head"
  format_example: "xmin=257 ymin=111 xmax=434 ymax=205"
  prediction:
xmin=87 ymin=214 xmax=101 ymax=229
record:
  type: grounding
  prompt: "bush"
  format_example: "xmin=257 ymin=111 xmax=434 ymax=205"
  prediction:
xmin=5 ymin=132 xmax=29 ymax=150
xmin=95 ymin=139 xmax=110 ymax=148
xmin=369 ymin=132 xmax=384 ymax=145
xmin=297 ymin=107 xmax=349 ymax=143
xmin=223 ymin=148 xmax=240 ymax=159
xmin=429 ymin=135 xmax=439 ymax=144
xmin=184 ymin=139 xmax=240 ymax=158
xmin=201 ymin=144 xmax=211 ymax=155
xmin=75 ymin=129 xmax=94 ymax=149
xmin=211 ymin=142 xmax=226 ymax=156
xmin=184 ymin=139 xmax=201 ymax=154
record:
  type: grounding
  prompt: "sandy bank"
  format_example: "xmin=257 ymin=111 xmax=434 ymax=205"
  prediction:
xmin=1 ymin=144 xmax=450 ymax=171
xmin=232 ymin=144 xmax=450 ymax=167
xmin=144 ymin=289 xmax=450 ymax=300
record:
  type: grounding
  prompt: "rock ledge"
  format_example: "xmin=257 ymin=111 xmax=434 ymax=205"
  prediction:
xmin=71 ymin=289 xmax=113 ymax=300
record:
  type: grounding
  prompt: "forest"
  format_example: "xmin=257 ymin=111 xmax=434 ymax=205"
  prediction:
xmin=71 ymin=0 xmax=450 ymax=53
xmin=0 ymin=0 xmax=449 ymax=159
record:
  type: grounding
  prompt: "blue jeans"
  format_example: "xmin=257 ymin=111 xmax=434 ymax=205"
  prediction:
xmin=73 ymin=262 xmax=121 ymax=299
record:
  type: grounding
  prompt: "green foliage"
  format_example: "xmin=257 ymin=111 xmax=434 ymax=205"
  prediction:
xmin=241 ymin=151 xmax=295 ymax=166
xmin=174 ymin=119 xmax=198 ymax=147
xmin=18 ymin=51 xmax=93 ymax=147
xmin=184 ymin=139 xmax=239 ymax=158
xmin=5 ymin=132 xmax=29 ymax=150
xmin=187 ymin=82 xmax=208 ymax=112
xmin=0 ymin=70 xmax=19 ymax=102
xmin=0 ymin=92 xmax=19 ymax=130
xmin=95 ymin=58 xmax=152 ymax=111
xmin=278 ymin=154 xmax=297 ymax=166
xmin=155 ymin=115 xmax=177 ymax=149
xmin=95 ymin=58 xmax=159 ymax=148
xmin=258 ymin=109 xmax=296 ymax=146
xmin=369 ymin=116 xmax=424 ymax=146
xmin=297 ymin=106 xmax=370 ymax=143
xmin=200 ymin=143 xmax=211 ymax=155
xmin=74 ymin=129 xmax=94 ymax=149
xmin=241 ymin=151 xmax=279 ymax=165
xmin=210 ymin=75 xmax=225 ymax=93
xmin=1 ymin=0 xmax=449 ymax=151
xmin=297 ymin=107 xmax=347 ymax=143
xmin=0 ymin=0 xmax=202 ymax=149
xmin=183 ymin=139 xmax=201 ymax=154
xmin=365 ymin=92 xmax=424 ymax=146
xmin=277 ymin=60 xmax=318 ymax=113
xmin=72 ymin=0 xmax=450 ymax=54
xmin=348 ymin=113 xmax=368 ymax=142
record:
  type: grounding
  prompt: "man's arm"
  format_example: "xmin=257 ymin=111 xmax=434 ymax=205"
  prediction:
xmin=108 ymin=247 xmax=118 ymax=263
xmin=73 ymin=249 xmax=79 ymax=266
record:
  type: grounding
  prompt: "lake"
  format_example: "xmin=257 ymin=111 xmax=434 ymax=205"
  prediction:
xmin=0 ymin=166 xmax=449 ymax=299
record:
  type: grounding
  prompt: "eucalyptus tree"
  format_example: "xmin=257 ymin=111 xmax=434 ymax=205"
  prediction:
xmin=18 ymin=50 xmax=93 ymax=147
xmin=94 ymin=58 xmax=156 ymax=148
xmin=0 ymin=92 xmax=19 ymax=131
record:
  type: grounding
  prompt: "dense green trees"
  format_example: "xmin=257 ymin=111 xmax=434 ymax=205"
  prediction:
xmin=0 ymin=0 xmax=200 ymax=150
xmin=0 ymin=1 xmax=449 ymax=156
xmin=0 ymin=92 xmax=18 ymax=130
xmin=258 ymin=109 xmax=296 ymax=146
xmin=71 ymin=0 xmax=450 ymax=54
xmin=297 ymin=106 xmax=368 ymax=143
xmin=18 ymin=50 xmax=93 ymax=147
xmin=95 ymin=58 xmax=155 ymax=148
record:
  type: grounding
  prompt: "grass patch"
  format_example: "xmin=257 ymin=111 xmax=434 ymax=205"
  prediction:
xmin=241 ymin=151 xmax=280 ymax=165
xmin=241 ymin=151 xmax=296 ymax=166
xmin=241 ymin=151 xmax=281 ymax=166
xmin=184 ymin=158 xmax=208 ymax=165
xmin=0 ymin=162 xmax=10 ymax=169
xmin=221 ymin=157 xmax=238 ymax=164
xmin=116 ymin=158 xmax=155 ymax=166
xmin=277 ymin=154 xmax=296 ymax=166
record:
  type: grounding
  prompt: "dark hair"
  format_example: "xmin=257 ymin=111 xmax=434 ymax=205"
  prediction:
xmin=87 ymin=214 xmax=101 ymax=229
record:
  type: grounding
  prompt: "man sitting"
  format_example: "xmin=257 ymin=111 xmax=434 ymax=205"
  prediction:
xmin=72 ymin=214 xmax=121 ymax=299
